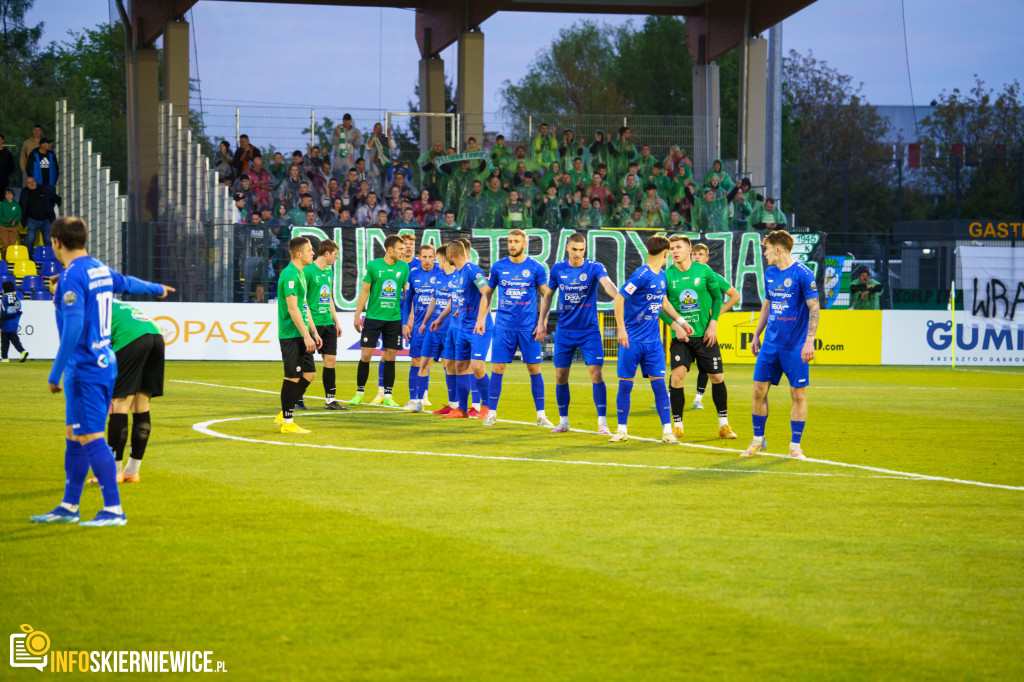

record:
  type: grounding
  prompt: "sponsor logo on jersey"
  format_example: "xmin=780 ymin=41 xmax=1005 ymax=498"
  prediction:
xmin=784 ymin=278 xmax=792 ymax=287
xmin=522 ymin=269 xmax=531 ymax=277
xmin=679 ymin=289 xmax=700 ymax=312
xmin=624 ymin=282 xmax=637 ymax=295
xmin=579 ymin=273 xmax=588 ymax=281
xmin=62 ymin=291 xmax=77 ymax=306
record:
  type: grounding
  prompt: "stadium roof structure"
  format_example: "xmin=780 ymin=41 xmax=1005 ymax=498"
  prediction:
xmin=127 ymin=0 xmax=816 ymax=62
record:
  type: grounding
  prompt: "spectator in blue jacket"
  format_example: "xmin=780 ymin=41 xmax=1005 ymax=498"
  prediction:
xmin=26 ymin=137 xmax=59 ymax=188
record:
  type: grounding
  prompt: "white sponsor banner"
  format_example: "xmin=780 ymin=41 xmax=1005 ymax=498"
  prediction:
xmin=958 ymin=245 xmax=1024 ymax=325
xmin=16 ymin=301 xmax=417 ymax=362
xmin=881 ymin=310 xmax=1024 ymax=366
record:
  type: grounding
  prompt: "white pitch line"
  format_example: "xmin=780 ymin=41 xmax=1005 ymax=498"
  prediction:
xmin=192 ymin=414 xmax=907 ymax=481
xmin=173 ymin=380 xmax=1024 ymax=491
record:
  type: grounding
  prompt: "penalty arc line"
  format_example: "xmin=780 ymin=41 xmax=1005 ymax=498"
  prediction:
xmin=192 ymin=414 xmax=908 ymax=481
xmin=172 ymin=379 xmax=1024 ymax=492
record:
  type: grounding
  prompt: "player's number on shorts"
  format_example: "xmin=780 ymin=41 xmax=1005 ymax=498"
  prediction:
xmin=97 ymin=291 xmax=113 ymax=337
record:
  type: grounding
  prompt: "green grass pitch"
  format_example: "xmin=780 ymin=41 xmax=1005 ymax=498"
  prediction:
xmin=2 ymin=360 xmax=1023 ymax=679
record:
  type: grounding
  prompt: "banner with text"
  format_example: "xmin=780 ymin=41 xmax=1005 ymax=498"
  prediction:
xmin=292 ymin=227 xmax=828 ymax=313
xmin=714 ymin=310 xmax=882 ymax=365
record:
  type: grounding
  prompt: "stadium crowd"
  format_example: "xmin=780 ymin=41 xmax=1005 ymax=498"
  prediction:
xmin=219 ymin=118 xmax=789 ymax=234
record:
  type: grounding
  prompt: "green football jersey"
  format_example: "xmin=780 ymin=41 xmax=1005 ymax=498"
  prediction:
xmin=304 ymin=261 xmax=335 ymax=326
xmin=277 ymin=262 xmax=309 ymax=339
xmin=110 ymin=300 xmax=161 ymax=352
xmin=362 ymin=258 xmax=410 ymax=321
xmin=661 ymin=261 xmax=723 ymax=336
xmin=714 ymin=272 xmax=731 ymax=301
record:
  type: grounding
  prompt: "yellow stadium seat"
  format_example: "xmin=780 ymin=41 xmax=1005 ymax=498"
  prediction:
xmin=13 ymin=260 xmax=37 ymax=279
xmin=5 ymin=244 xmax=28 ymax=265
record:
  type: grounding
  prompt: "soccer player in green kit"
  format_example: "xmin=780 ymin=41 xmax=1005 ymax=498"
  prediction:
xmin=275 ymin=237 xmax=322 ymax=434
xmin=349 ymin=234 xmax=411 ymax=406
xmin=659 ymin=234 xmax=738 ymax=440
xmin=304 ymin=239 xmax=348 ymax=410
xmin=690 ymin=242 xmax=740 ymax=410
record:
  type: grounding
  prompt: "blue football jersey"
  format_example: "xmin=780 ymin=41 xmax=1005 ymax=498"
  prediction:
xmin=619 ymin=264 xmax=666 ymax=345
xmin=1 ymin=291 xmax=22 ymax=333
xmin=548 ymin=259 xmax=608 ymax=332
xmin=457 ymin=262 xmax=491 ymax=331
xmin=487 ymin=256 xmax=547 ymax=331
xmin=407 ymin=266 xmax=439 ymax=329
xmin=763 ymin=262 xmax=817 ymax=349
xmin=765 ymin=259 xmax=819 ymax=346
xmin=50 ymin=255 xmax=164 ymax=384
xmin=428 ymin=268 xmax=454 ymax=331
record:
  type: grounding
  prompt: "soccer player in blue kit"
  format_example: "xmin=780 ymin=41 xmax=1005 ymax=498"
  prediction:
xmin=539 ymin=232 xmax=623 ymax=435
xmin=430 ymin=240 xmax=490 ymax=419
xmin=744 ymin=230 xmax=819 ymax=459
xmin=403 ymin=243 xmax=438 ymax=412
xmin=31 ymin=217 xmax=173 ymax=527
xmin=611 ymin=235 xmax=694 ymax=443
xmin=417 ymin=244 xmax=457 ymax=413
xmin=476 ymin=229 xmax=553 ymax=427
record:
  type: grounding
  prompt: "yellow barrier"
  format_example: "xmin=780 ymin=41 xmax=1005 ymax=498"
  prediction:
xmin=712 ymin=310 xmax=882 ymax=365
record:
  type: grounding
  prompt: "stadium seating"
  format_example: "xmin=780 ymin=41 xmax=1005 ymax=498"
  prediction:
xmin=12 ymin=260 xmax=37 ymax=279
xmin=5 ymin=244 xmax=28 ymax=266
xmin=0 ymin=261 xmax=8 ymax=277
xmin=0 ymin=273 xmax=14 ymax=288
xmin=39 ymin=260 xmax=61 ymax=278
xmin=32 ymin=245 xmax=55 ymax=264
xmin=32 ymin=289 xmax=53 ymax=301
xmin=20 ymin=275 xmax=43 ymax=296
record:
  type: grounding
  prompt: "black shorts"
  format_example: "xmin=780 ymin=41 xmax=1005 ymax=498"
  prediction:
xmin=316 ymin=324 xmax=338 ymax=357
xmin=280 ymin=337 xmax=316 ymax=378
xmin=361 ymin=318 xmax=402 ymax=350
xmin=670 ymin=337 xmax=723 ymax=374
xmin=114 ymin=333 xmax=165 ymax=399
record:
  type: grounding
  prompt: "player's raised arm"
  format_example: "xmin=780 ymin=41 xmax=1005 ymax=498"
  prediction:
xmin=353 ymin=281 xmax=371 ymax=333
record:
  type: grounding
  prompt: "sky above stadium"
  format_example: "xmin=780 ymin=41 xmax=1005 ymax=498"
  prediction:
xmin=28 ymin=0 xmax=1024 ymax=114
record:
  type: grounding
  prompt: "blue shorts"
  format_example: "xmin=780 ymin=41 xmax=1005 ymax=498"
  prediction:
xmin=553 ymin=327 xmax=605 ymax=368
xmin=408 ymin=328 xmax=426 ymax=358
xmin=441 ymin=324 xmax=461 ymax=361
xmin=65 ymin=373 xmax=114 ymax=435
xmin=616 ymin=341 xmax=665 ymax=379
xmin=455 ymin=325 xmax=493 ymax=361
xmin=422 ymin=324 xmax=447 ymax=360
xmin=753 ymin=343 xmax=810 ymax=387
xmin=491 ymin=328 xmax=542 ymax=364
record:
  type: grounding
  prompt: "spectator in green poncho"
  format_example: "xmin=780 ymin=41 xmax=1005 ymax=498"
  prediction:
xmin=588 ymin=130 xmax=611 ymax=175
xmin=691 ymin=186 xmax=729 ymax=232
xmin=418 ymin=140 xmax=447 ymax=198
xmin=536 ymin=183 xmax=565 ymax=229
xmin=503 ymin=189 xmax=533 ymax=229
xmin=729 ymin=189 xmax=753 ymax=231
xmin=572 ymin=196 xmax=603 ymax=230
xmin=637 ymin=144 xmax=656 ymax=179
xmin=568 ymin=157 xmax=589 ymax=191
xmin=518 ymin=172 xmax=541 ymax=205
xmin=458 ymin=180 xmax=488 ymax=229
xmin=559 ymin=129 xmax=585 ymax=169
xmin=702 ymin=158 xmax=734 ymax=192
xmin=532 ymin=122 xmax=559 ymax=176
xmin=640 ymin=184 xmax=669 ymax=227
xmin=849 ymin=268 xmax=883 ymax=310
xmin=608 ymin=126 xmax=638 ymax=188
xmin=482 ymin=175 xmax=509 ymax=227
xmin=490 ymin=134 xmax=512 ymax=175
xmin=749 ymin=196 xmax=788 ymax=230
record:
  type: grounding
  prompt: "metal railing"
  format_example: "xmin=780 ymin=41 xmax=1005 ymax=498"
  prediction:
xmin=54 ymin=99 xmax=127 ymax=268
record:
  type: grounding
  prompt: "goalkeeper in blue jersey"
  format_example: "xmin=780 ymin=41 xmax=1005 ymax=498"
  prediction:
xmin=31 ymin=217 xmax=173 ymax=527
xmin=744 ymin=230 xmax=819 ymax=460
xmin=610 ymin=235 xmax=693 ymax=444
